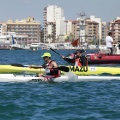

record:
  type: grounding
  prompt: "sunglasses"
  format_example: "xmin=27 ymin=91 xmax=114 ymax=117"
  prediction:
xmin=43 ymin=56 xmax=49 ymax=59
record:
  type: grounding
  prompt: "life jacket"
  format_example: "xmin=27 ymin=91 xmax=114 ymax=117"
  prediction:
xmin=75 ymin=55 xmax=88 ymax=67
xmin=75 ymin=58 xmax=82 ymax=67
xmin=45 ymin=60 xmax=60 ymax=78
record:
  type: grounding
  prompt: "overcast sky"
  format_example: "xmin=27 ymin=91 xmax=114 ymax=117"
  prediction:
xmin=0 ymin=0 xmax=119 ymax=24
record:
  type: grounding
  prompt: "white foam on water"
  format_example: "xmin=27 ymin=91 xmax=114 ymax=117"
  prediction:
xmin=65 ymin=71 xmax=78 ymax=82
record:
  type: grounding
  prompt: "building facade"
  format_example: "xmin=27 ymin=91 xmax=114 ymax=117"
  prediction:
xmin=65 ymin=18 xmax=99 ymax=45
xmin=7 ymin=17 xmax=41 ymax=44
xmin=101 ymin=22 xmax=108 ymax=44
xmin=0 ymin=22 xmax=7 ymax=36
xmin=89 ymin=16 xmax=102 ymax=40
xmin=65 ymin=20 xmax=79 ymax=42
xmin=110 ymin=17 xmax=120 ymax=41
xmin=43 ymin=5 xmax=66 ymax=43
xmin=85 ymin=20 xmax=99 ymax=43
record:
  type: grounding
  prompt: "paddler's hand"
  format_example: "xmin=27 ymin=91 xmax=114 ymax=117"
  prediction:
xmin=46 ymin=66 xmax=52 ymax=69
xmin=62 ymin=56 xmax=65 ymax=58
xmin=29 ymin=65 xmax=33 ymax=68
xmin=29 ymin=65 xmax=36 ymax=68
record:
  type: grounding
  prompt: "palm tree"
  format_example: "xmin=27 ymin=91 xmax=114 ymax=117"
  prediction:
xmin=69 ymin=33 xmax=74 ymax=41
xmin=47 ymin=34 xmax=52 ymax=43
xmin=40 ymin=27 xmax=44 ymax=43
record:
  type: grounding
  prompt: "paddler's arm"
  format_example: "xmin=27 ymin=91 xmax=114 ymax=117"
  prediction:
xmin=63 ymin=57 xmax=75 ymax=63
xmin=60 ymin=55 xmax=75 ymax=63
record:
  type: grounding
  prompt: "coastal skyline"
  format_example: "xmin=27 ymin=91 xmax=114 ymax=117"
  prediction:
xmin=0 ymin=0 xmax=119 ymax=23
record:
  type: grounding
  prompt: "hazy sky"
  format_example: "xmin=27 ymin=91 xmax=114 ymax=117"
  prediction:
xmin=0 ymin=0 xmax=119 ymax=24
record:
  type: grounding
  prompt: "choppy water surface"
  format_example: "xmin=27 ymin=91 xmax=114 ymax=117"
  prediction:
xmin=0 ymin=50 xmax=120 ymax=120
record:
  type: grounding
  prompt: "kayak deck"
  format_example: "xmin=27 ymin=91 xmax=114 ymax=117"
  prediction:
xmin=0 ymin=65 xmax=120 ymax=75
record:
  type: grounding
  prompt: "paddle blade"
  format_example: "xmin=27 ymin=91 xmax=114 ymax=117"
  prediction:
xmin=57 ymin=66 xmax=69 ymax=72
xmin=11 ymin=64 xmax=25 ymax=67
xmin=11 ymin=64 xmax=29 ymax=67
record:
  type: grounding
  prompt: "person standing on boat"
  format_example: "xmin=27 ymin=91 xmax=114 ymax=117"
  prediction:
xmin=39 ymin=52 xmax=60 ymax=78
xmin=106 ymin=32 xmax=115 ymax=54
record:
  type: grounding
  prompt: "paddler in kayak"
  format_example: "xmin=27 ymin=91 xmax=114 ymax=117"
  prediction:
xmin=74 ymin=50 xmax=87 ymax=67
xmin=62 ymin=49 xmax=87 ymax=67
xmin=38 ymin=52 xmax=60 ymax=79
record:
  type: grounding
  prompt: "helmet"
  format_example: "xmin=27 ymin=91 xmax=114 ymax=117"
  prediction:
xmin=41 ymin=52 xmax=51 ymax=57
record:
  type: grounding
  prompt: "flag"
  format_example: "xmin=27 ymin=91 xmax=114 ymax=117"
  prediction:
xmin=71 ymin=39 xmax=79 ymax=47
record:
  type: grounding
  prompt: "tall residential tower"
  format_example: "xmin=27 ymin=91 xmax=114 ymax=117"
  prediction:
xmin=43 ymin=5 xmax=66 ymax=43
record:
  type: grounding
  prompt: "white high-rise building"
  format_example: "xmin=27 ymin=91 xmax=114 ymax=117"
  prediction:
xmin=47 ymin=5 xmax=64 ymax=22
xmin=43 ymin=5 xmax=66 ymax=43
xmin=56 ymin=17 xmax=66 ymax=41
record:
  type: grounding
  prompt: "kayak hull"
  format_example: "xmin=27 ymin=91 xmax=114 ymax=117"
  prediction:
xmin=0 ymin=74 xmax=119 ymax=82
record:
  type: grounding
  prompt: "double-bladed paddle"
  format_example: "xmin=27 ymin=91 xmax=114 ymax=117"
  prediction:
xmin=11 ymin=64 xmax=69 ymax=72
xmin=50 ymin=48 xmax=62 ymax=56
xmin=50 ymin=48 xmax=75 ymax=63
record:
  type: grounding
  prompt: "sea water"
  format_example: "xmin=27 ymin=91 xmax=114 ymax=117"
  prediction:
xmin=0 ymin=50 xmax=120 ymax=120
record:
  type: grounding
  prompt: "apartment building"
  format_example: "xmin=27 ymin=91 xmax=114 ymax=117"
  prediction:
xmin=85 ymin=20 xmax=99 ymax=42
xmin=43 ymin=5 xmax=66 ymax=43
xmin=7 ymin=17 xmax=41 ymax=44
xmin=110 ymin=17 xmax=120 ymax=41
xmin=65 ymin=16 xmax=101 ymax=44
xmin=0 ymin=22 xmax=7 ymax=36
xmin=66 ymin=20 xmax=79 ymax=40
xmin=101 ymin=22 xmax=108 ymax=44
xmin=89 ymin=16 xmax=102 ymax=40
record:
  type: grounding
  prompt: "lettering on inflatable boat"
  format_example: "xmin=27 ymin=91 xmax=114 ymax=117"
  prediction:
xmin=69 ymin=66 xmax=88 ymax=72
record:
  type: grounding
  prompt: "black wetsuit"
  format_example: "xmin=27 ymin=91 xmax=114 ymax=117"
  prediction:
xmin=63 ymin=54 xmax=87 ymax=66
xmin=79 ymin=55 xmax=87 ymax=66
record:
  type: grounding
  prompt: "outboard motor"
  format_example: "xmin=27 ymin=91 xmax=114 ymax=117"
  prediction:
xmin=116 ymin=43 xmax=120 ymax=54
xmin=86 ymin=55 xmax=91 ymax=61
xmin=113 ymin=44 xmax=117 ymax=54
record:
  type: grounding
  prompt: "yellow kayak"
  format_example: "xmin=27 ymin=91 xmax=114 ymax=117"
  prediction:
xmin=0 ymin=65 xmax=120 ymax=75
xmin=66 ymin=66 xmax=120 ymax=75
xmin=0 ymin=65 xmax=41 ymax=73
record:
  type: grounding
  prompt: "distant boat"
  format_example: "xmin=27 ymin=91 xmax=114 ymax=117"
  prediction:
xmin=0 ymin=36 xmax=10 ymax=50
xmin=87 ymin=44 xmax=120 ymax=64
xmin=10 ymin=35 xmax=25 ymax=50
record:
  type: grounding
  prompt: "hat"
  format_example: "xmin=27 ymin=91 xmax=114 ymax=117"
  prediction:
xmin=74 ymin=49 xmax=85 ymax=54
xmin=41 ymin=52 xmax=51 ymax=57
